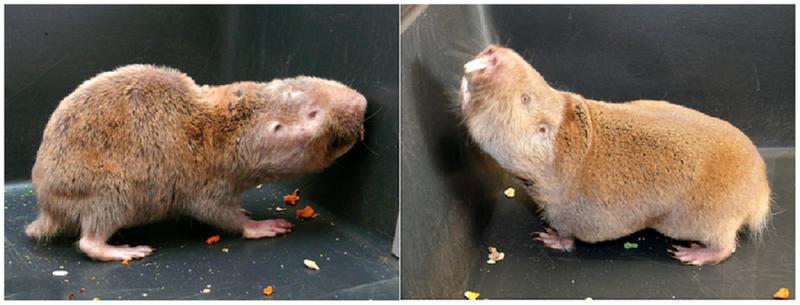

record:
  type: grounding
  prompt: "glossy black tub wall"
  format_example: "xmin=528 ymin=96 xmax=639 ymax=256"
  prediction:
xmin=401 ymin=5 xmax=504 ymax=299
xmin=490 ymin=5 xmax=794 ymax=147
xmin=5 ymin=5 xmax=399 ymax=237
xmin=401 ymin=5 xmax=794 ymax=299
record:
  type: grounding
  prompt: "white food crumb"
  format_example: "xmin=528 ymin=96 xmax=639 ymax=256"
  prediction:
xmin=52 ymin=270 xmax=69 ymax=276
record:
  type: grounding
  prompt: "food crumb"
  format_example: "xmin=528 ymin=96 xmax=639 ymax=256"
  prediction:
xmin=464 ymin=290 xmax=480 ymax=300
xmin=121 ymin=259 xmax=129 ymax=266
xmin=263 ymin=285 xmax=273 ymax=296
xmin=296 ymin=205 xmax=315 ymax=219
xmin=503 ymin=187 xmax=515 ymax=198
xmin=275 ymin=207 xmax=286 ymax=212
xmin=487 ymin=246 xmax=505 ymax=264
xmin=80 ymin=288 xmax=86 ymax=294
xmin=92 ymin=297 xmax=100 ymax=301
xmin=304 ymin=259 xmax=320 ymax=270
xmin=205 ymin=235 xmax=221 ymax=245
xmin=52 ymin=270 xmax=69 ymax=276
xmin=256 ymin=184 xmax=263 ymax=189
xmin=283 ymin=188 xmax=300 ymax=205
xmin=68 ymin=293 xmax=76 ymax=300
xmin=222 ymin=248 xmax=229 ymax=253
xmin=201 ymin=288 xmax=211 ymax=294
xmin=585 ymin=297 xmax=593 ymax=300
xmin=623 ymin=242 xmax=638 ymax=249
xmin=773 ymin=288 xmax=790 ymax=300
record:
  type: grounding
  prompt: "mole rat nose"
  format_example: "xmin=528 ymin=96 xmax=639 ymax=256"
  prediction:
xmin=350 ymin=92 xmax=367 ymax=114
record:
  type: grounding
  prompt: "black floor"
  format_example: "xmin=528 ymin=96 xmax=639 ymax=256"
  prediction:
xmin=467 ymin=148 xmax=795 ymax=299
xmin=5 ymin=183 xmax=398 ymax=300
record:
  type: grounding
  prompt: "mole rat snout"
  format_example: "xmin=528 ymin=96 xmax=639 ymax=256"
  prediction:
xmin=347 ymin=91 xmax=367 ymax=116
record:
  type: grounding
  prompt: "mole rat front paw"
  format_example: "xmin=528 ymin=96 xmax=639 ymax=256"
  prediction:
xmin=532 ymin=227 xmax=576 ymax=252
xmin=242 ymin=219 xmax=294 ymax=239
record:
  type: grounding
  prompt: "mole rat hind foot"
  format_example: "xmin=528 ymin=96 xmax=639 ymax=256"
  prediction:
xmin=532 ymin=227 xmax=575 ymax=252
xmin=668 ymin=242 xmax=737 ymax=266
xmin=78 ymin=235 xmax=154 ymax=262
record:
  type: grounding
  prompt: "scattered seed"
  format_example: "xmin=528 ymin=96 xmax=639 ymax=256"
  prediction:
xmin=52 ymin=270 xmax=69 ymax=276
xmin=304 ymin=259 xmax=320 ymax=270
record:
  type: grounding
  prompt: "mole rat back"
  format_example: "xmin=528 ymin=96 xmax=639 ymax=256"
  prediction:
xmin=27 ymin=64 xmax=366 ymax=261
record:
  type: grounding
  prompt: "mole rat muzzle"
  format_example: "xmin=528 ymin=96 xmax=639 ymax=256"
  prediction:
xmin=461 ymin=46 xmax=505 ymax=111
xmin=324 ymin=91 xmax=366 ymax=159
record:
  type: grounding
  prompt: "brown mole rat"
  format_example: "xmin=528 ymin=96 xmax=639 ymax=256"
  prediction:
xmin=26 ymin=64 xmax=366 ymax=261
xmin=459 ymin=46 xmax=770 ymax=266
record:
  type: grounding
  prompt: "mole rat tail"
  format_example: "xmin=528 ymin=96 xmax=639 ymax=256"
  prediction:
xmin=745 ymin=189 xmax=772 ymax=244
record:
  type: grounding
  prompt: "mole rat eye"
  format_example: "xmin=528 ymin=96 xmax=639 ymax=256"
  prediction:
xmin=521 ymin=94 xmax=530 ymax=104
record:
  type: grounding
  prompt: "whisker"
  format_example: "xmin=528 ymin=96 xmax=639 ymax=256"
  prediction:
xmin=360 ymin=140 xmax=380 ymax=156
xmin=364 ymin=105 xmax=384 ymax=122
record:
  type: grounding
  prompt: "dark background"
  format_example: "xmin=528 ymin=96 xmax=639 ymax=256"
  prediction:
xmin=401 ymin=5 xmax=794 ymax=299
xmin=492 ymin=5 xmax=794 ymax=147
xmin=5 ymin=5 xmax=399 ymax=237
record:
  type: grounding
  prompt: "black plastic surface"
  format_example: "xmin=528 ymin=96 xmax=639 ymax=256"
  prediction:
xmin=400 ymin=5 xmax=794 ymax=299
xmin=5 ymin=182 xmax=398 ymax=300
xmin=5 ymin=5 xmax=399 ymax=237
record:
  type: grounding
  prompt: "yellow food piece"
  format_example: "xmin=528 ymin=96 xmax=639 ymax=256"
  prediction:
xmin=503 ymin=187 xmax=515 ymax=198
xmin=304 ymin=259 xmax=320 ymax=270
xmin=464 ymin=290 xmax=480 ymax=300
xmin=773 ymin=288 xmax=790 ymax=300
xmin=263 ymin=285 xmax=273 ymax=296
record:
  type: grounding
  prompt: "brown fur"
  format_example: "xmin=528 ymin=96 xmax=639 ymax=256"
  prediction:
xmin=460 ymin=46 xmax=770 ymax=263
xmin=27 ymin=64 xmax=365 ymax=246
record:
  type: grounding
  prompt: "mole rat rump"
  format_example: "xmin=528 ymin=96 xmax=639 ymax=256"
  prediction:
xmin=26 ymin=64 xmax=366 ymax=261
xmin=460 ymin=46 xmax=770 ymax=266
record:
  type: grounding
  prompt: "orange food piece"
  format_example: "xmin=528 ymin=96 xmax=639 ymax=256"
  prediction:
xmin=296 ymin=205 xmax=315 ymax=219
xmin=283 ymin=189 xmax=300 ymax=206
xmin=263 ymin=285 xmax=273 ymax=296
xmin=773 ymin=288 xmax=790 ymax=300
xmin=205 ymin=235 xmax=221 ymax=245
xmin=121 ymin=259 xmax=129 ymax=266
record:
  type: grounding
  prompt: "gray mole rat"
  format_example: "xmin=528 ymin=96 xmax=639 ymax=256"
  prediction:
xmin=459 ymin=46 xmax=770 ymax=266
xmin=26 ymin=64 xmax=366 ymax=261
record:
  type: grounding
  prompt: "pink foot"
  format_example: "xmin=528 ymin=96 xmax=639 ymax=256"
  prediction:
xmin=78 ymin=237 xmax=154 ymax=262
xmin=668 ymin=242 xmax=735 ymax=266
xmin=532 ymin=227 xmax=575 ymax=251
xmin=242 ymin=218 xmax=294 ymax=239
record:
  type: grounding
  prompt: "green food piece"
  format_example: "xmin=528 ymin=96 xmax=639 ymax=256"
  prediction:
xmin=623 ymin=242 xmax=639 ymax=249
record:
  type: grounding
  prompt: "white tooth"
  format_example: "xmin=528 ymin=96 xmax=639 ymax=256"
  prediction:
xmin=464 ymin=58 xmax=488 ymax=73
xmin=460 ymin=77 xmax=471 ymax=105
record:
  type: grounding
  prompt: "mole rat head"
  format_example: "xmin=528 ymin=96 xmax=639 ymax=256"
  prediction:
xmin=239 ymin=76 xmax=366 ymax=176
xmin=459 ymin=46 xmax=565 ymax=168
